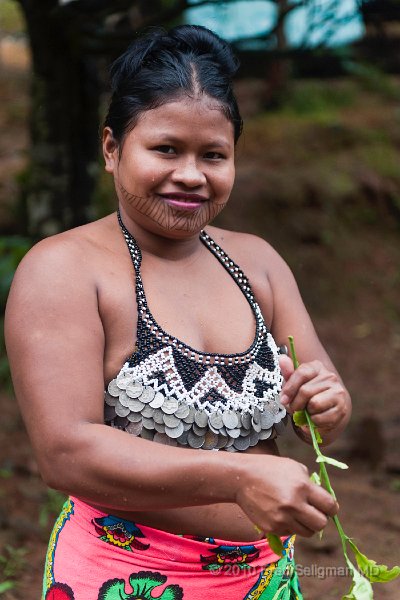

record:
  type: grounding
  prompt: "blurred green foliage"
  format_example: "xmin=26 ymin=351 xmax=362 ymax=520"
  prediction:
xmin=0 ymin=0 xmax=24 ymax=34
xmin=0 ymin=236 xmax=31 ymax=390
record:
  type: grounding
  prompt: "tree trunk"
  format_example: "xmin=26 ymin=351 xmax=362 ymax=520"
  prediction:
xmin=264 ymin=0 xmax=292 ymax=107
xmin=17 ymin=0 xmax=101 ymax=238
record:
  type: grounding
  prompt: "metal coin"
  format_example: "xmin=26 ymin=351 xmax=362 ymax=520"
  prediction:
xmin=240 ymin=427 xmax=250 ymax=437
xmin=192 ymin=423 xmax=207 ymax=436
xmin=194 ymin=410 xmax=208 ymax=428
xmin=209 ymin=412 xmax=224 ymax=430
xmin=116 ymin=374 xmax=133 ymax=389
xmin=270 ymin=400 xmax=279 ymax=415
xmin=222 ymin=410 xmax=239 ymax=429
xmin=251 ymin=418 xmax=261 ymax=433
xmin=253 ymin=407 xmax=261 ymax=424
xmin=150 ymin=391 xmax=165 ymax=409
xmin=225 ymin=437 xmax=235 ymax=448
xmin=182 ymin=405 xmax=195 ymax=424
xmin=220 ymin=426 xmax=228 ymax=436
xmin=161 ymin=398 xmax=179 ymax=415
xmin=208 ymin=422 xmax=220 ymax=434
xmin=259 ymin=427 xmax=273 ymax=440
xmin=153 ymin=432 xmax=177 ymax=446
xmin=249 ymin=430 xmax=260 ymax=446
xmin=104 ymin=405 xmax=116 ymax=421
xmin=127 ymin=412 xmax=142 ymax=423
xmin=126 ymin=421 xmax=143 ymax=436
xmin=140 ymin=387 xmax=155 ymax=404
xmin=153 ymin=408 xmax=164 ymax=424
xmin=187 ymin=430 xmax=205 ymax=449
xmin=165 ymin=422 xmax=185 ymax=439
xmin=274 ymin=420 xmax=286 ymax=435
xmin=260 ymin=410 xmax=275 ymax=429
xmin=163 ymin=414 xmax=181 ymax=428
xmin=114 ymin=416 xmax=129 ymax=429
xmin=141 ymin=405 xmax=154 ymax=418
xmin=154 ymin=421 xmax=166 ymax=434
xmin=142 ymin=417 xmax=155 ymax=430
xmin=115 ymin=402 xmax=130 ymax=418
xmin=241 ymin=412 xmax=251 ymax=429
xmin=140 ymin=427 xmax=154 ymax=441
xmin=234 ymin=435 xmax=251 ymax=451
xmin=228 ymin=427 xmax=241 ymax=439
xmin=118 ymin=391 xmax=132 ymax=408
xmin=274 ymin=410 xmax=286 ymax=424
xmin=107 ymin=380 xmax=121 ymax=397
xmin=174 ymin=402 xmax=190 ymax=419
xmin=182 ymin=421 xmax=192 ymax=431
xmin=104 ymin=392 xmax=117 ymax=407
xmin=225 ymin=446 xmax=237 ymax=452
xmin=176 ymin=430 xmax=189 ymax=445
xmin=126 ymin=382 xmax=144 ymax=398
xmin=127 ymin=399 xmax=145 ymax=413
xmin=203 ymin=431 xmax=219 ymax=450
xmin=216 ymin=435 xmax=228 ymax=449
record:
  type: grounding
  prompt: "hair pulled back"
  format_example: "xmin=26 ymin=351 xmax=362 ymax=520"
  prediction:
xmin=104 ymin=25 xmax=243 ymax=145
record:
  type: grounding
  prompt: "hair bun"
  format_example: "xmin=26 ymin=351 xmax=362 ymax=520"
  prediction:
xmin=170 ymin=25 xmax=240 ymax=78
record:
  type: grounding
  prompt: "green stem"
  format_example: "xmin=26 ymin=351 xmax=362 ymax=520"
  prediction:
xmin=288 ymin=336 xmax=351 ymax=562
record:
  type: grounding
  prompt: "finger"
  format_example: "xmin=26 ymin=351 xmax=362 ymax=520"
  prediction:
xmin=284 ymin=379 xmax=332 ymax=413
xmin=308 ymin=484 xmax=338 ymax=518
xmin=292 ymin=518 xmax=319 ymax=538
xmin=306 ymin=389 xmax=340 ymax=416
xmin=280 ymin=361 xmax=325 ymax=406
xmin=278 ymin=355 xmax=294 ymax=383
xmin=310 ymin=407 xmax=341 ymax=429
xmin=294 ymin=504 xmax=328 ymax=533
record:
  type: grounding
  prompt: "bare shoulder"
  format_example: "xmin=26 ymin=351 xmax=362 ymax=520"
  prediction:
xmin=12 ymin=214 xmax=116 ymax=287
xmin=205 ymin=225 xmax=289 ymax=278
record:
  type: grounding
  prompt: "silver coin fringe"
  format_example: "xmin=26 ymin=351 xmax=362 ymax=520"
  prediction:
xmin=104 ymin=375 xmax=287 ymax=452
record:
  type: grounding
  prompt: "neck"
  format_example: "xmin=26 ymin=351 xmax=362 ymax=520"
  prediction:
xmin=118 ymin=206 xmax=204 ymax=262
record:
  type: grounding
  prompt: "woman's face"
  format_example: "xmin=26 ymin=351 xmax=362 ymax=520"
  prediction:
xmin=103 ymin=95 xmax=235 ymax=238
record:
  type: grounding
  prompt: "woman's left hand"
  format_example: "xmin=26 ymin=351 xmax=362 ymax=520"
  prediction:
xmin=278 ymin=355 xmax=351 ymax=438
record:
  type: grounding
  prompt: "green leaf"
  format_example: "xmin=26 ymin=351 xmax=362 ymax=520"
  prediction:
xmin=293 ymin=410 xmax=307 ymax=426
xmin=342 ymin=567 xmax=373 ymax=599
xmin=310 ymin=471 xmax=321 ymax=485
xmin=266 ymin=534 xmax=284 ymax=556
xmin=0 ymin=581 xmax=15 ymax=593
xmin=316 ymin=455 xmax=349 ymax=469
xmin=315 ymin=428 xmax=323 ymax=444
xmin=348 ymin=539 xmax=400 ymax=583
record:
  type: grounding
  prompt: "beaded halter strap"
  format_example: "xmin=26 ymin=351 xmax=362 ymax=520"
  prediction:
xmin=104 ymin=212 xmax=287 ymax=452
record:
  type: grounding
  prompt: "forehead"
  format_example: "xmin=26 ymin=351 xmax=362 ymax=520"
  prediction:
xmin=130 ymin=96 xmax=235 ymax=144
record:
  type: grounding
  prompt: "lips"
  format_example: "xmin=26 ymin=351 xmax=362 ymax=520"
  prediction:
xmin=158 ymin=192 xmax=208 ymax=211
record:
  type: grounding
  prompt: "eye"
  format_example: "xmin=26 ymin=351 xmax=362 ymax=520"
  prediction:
xmin=154 ymin=145 xmax=176 ymax=155
xmin=204 ymin=151 xmax=225 ymax=160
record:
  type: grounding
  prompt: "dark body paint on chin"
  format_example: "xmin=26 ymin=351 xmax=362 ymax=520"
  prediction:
xmin=119 ymin=183 xmax=227 ymax=232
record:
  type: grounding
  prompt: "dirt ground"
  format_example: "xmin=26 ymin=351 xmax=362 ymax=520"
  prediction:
xmin=1 ymin=43 xmax=400 ymax=599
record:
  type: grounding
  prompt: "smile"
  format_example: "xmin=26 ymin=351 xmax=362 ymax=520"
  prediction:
xmin=158 ymin=193 xmax=208 ymax=211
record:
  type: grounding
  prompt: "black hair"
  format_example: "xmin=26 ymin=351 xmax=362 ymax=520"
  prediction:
xmin=104 ymin=25 xmax=243 ymax=146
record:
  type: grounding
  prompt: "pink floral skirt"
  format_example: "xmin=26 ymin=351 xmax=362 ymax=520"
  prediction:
xmin=43 ymin=496 xmax=302 ymax=600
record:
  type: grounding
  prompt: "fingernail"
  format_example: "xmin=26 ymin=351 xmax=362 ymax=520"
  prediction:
xmin=280 ymin=394 xmax=289 ymax=406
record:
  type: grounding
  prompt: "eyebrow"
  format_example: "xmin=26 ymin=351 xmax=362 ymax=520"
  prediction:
xmin=148 ymin=134 xmax=232 ymax=149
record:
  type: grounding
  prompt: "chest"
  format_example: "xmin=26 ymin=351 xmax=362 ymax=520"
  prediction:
xmin=98 ymin=243 xmax=268 ymax=383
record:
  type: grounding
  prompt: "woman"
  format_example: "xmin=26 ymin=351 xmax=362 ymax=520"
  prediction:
xmin=5 ymin=25 xmax=351 ymax=600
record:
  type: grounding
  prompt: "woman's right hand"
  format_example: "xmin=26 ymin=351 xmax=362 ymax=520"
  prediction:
xmin=235 ymin=454 xmax=338 ymax=537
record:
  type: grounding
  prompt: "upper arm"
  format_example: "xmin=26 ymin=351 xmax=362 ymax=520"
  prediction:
xmin=265 ymin=246 xmax=336 ymax=371
xmin=4 ymin=236 xmax=106 ymax=473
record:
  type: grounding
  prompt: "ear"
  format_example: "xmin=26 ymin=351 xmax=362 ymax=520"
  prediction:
xmin=102 ymin=127 xmax=119 ymax=173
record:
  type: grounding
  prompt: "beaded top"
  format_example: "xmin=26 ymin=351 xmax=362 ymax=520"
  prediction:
xmin=103 ymin=212 xmax=287 ymax=452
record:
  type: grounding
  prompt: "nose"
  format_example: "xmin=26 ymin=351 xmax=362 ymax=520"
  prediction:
xmin=171 ymin=156 xmax=206 ymax=188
